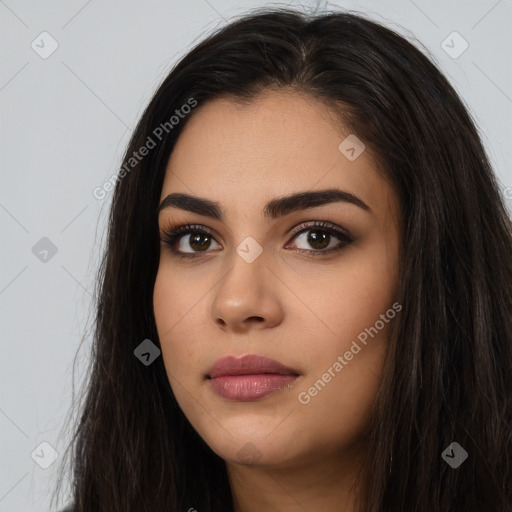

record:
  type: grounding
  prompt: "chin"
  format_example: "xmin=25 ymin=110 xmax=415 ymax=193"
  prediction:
xmin=196 ymin=421 xmax=301 ymax=468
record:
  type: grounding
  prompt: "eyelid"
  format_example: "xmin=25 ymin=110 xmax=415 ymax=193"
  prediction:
xmin=288 ymin=220 xmax=353 ymax=242
xmin=159 ymin=220 xmax=354 ymax=258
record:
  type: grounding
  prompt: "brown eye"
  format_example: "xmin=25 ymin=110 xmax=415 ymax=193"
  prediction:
xmin=160 ymin=221 xmax=354 ymax=259
xmin=304 ymin=229 xmax=330 ymax=250
xmin=287 ymin=221 xmax=354 ymax=256
xmin=160 ymin=225 xmax=221 ymax=257
xmin=187 ymin=232 xmax=214 ymax=252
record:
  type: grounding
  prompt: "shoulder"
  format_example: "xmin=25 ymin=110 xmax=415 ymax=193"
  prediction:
xmin=59 ymin=505 xmax=74 ymax=512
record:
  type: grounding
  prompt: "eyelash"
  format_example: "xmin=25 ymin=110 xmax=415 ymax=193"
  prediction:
xmin=161 ymin=221 xmax=354 ymax=259
xmin=159 ymin=221 xmax=354 ymax=259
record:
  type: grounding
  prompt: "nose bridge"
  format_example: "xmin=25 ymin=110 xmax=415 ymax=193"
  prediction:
xmin=210 ymin=237 xmax=283 ymax=329
xmin=220 ymin=235 xmax=268 ymax=297
xmin=221 ymin=203 xmax=268 ymax=269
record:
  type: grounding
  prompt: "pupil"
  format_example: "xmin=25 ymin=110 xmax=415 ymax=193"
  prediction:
xmin=308 ymin=230 xmax=329 ymax=250
xmin=187 ymin=230 xmax=331 ymax=252
xmin=190 ymin=233 xmax=210 ymax=252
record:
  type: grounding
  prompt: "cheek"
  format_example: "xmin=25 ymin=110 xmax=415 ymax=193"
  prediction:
xmin=153 ymin=270 xmax=214 ymax=442
xmin=153 ymin=262 xmax=206 ymax=334
xmin=295 ymin=247 xmax=397 ymax=351
xmin=292 ymin=243 xmax=397 ymax=418
xmin=153 ymin=266 xmax=200 ymax=377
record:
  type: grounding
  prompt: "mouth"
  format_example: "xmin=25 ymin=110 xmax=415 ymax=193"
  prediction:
xmin=206 ymin=354 xmax=300 ymax=401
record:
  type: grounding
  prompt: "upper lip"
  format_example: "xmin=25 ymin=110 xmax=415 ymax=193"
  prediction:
xmin=207 ymin=354 xmax=300 ymax=379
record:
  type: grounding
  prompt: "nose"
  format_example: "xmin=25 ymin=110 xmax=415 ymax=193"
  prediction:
xmin=210 ymin=247 xmax=284 ymax=333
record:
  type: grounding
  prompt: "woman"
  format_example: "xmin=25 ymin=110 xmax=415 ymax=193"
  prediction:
xmin=53 ymin=6 xmax=512 ymax=512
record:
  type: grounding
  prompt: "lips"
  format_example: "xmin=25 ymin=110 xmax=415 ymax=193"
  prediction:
xmin=207 ymin=354 xmax=299 ymax=378
xmin=207 ymin=354 xmax=300 ymax=401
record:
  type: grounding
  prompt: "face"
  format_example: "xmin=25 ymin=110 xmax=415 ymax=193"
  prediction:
xmin=153 ymin=89 xmax=400 ymax=470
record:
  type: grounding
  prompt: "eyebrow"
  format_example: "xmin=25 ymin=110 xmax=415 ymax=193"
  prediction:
xmin=157 ymin=189 xmax=371 ymax=219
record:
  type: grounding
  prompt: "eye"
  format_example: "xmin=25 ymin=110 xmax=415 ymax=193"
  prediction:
xmin=159 ymin=221 xmax=354 ymax=259
xmin=286 ymin=221 xmax=354 ymax=256
xmin=160 ymin=224 xmax=221 ymax=258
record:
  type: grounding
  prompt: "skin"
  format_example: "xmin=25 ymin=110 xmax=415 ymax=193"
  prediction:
xmin=153 ymin=88 xmax=401 ymax=512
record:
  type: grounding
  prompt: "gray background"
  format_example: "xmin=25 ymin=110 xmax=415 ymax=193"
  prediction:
xmin=1 ymin=0 xmax=511 ymax=510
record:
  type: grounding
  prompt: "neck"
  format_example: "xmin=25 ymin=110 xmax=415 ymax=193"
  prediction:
xmin=225 ymin=444 xmax=365 ymax=512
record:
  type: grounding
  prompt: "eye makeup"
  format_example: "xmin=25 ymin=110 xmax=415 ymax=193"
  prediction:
xmin=159 ymin=220 xmax=355 ymax=259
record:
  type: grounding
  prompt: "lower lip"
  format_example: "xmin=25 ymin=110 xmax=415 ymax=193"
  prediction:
xmin=208 ymin=373 xmax=298 ymax=401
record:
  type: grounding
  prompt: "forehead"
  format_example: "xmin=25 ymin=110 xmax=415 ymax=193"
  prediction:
xmin=160 ymin=90 xmax=397 ymax=224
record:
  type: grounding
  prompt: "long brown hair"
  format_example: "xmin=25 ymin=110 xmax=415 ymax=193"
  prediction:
xmin=52 ymin=6 xmax=512 ymax=511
